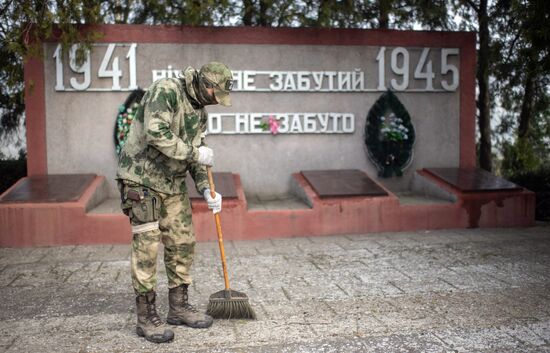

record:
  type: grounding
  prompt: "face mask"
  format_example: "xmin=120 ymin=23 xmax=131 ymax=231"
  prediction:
xmin=193 ymin=73 xmax=218 ymax=106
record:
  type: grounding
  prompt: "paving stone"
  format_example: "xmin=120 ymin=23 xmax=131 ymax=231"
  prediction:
xmin=90 ymin=260 xmax=130 ymax=285
xmin=295 ymin=242 xmax=346 ymax=255
xmin=431 ymin=290 xmax=519 ymax=328
xmin=526 ymin=320 xmax=550 ymax=342
xmin=357 ymin=332 xmax=453 ymax=353
xmin=0 ymin=286 xmax=52 ymax=321
xmin=492 ymin=286 xmax=550 ymax=320
xmin=501 ymin=324 xmax=549 ymax=346
xmin=2 ymin=262 xmax=75 ymax=288
xmin=0 ymin=247 xmax=47 ymax=266
xmin=86 ymin=245 xmax=132 ymax=262
xmin=231 ymin=318 xmax=316 ymax=347
xmin=389 ymin=278 xmax=456 ymax=294
xmin=0 ymin=225 xmax=549 ymax=352
xmin=38 ymin=246 xmax=79 ymax=263
xmin=455 ymin=263 xmax=549 ymax=287
xmin=232 ymin=332 xmax=452 ymax=353
xmin=436 ymin=269 xmax=509 ymax=290
xmin=434 ymin=326 xmax=523 ymax=353
xmin=356 ymin=266 xmax=411 ymax=284
xmin=316 ymin=299 xmax=390 ymax=336
xmin=241 ymin=286 xmax=292 ymax=305
xmin=370 ymin=236 xmax=423 ymax=249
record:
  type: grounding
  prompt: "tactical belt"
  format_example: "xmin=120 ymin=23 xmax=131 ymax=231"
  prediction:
xmin=132 ymin=221 xmax=159 ymax=234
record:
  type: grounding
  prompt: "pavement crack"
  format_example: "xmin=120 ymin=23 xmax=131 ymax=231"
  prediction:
xmin=278 ymin=321 xmax=322 ymax=326
xmin=114 ymin=270 xmax=121 ymax=282
xmin=438 ymin=277 xmax=459 ymax=289
xmin=387 ymin=281 xmax=405 ymax=294
xmin=7 ymin=273 xmax=22 ymax=287
xmin=335 ymin=242 xmax=346 ymax=251
xmin=485 ymin=272 xmax=514 ymax=286
xmin=432 ymin=332 xmax=453 ymax=349
xmin=322 ymin=301 xmax=338 ymax=316
xmin=36 ymin=253 xmax=49 ymax=263
xmin=334 ymin=283 xmax=349 ymax=296
xmin=527 ymin=325 xmax=550 ymax=345
xmin=353 ymin=274 xmax=365 ymax=284
xmin=281 ymin=286 xmax=292 ymax=301
xmin=308 ymin=259 xmax=323 ymax=271
xmin=63 ymin=271 xmax=75 ymax=283
xmin=444 ymin=265 xmax=460 ymax=274
xmin=393 ymin=266 xmax=413 ymax=280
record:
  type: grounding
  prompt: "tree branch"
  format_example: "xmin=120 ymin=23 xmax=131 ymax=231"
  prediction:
xmin=464 ymin=0 xmax=479 ymax=14
xmin=504 ymin=31 xmax=522 ymax=65
xmin=0 ymin=0 xmax=15 ymax=17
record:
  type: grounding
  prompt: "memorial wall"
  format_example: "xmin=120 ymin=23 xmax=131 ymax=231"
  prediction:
xmin=42 ymin=27 xmax=464 ymax=196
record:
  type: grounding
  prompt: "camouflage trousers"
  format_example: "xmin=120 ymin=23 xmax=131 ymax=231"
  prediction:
xmin=119 ymin=181 xmax=196 ymax=294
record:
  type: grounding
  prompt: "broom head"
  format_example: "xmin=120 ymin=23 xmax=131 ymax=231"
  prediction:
xmin=206 ymin=289 xmax=256 ymax=320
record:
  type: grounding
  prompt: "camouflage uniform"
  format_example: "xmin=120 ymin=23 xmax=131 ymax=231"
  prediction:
xmin=117 ymin=66 xmax=214 ymax=294
xmin=119 ymin=182 xmax=196 ymax=292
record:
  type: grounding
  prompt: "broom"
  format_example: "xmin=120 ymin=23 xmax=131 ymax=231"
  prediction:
xmin=205 ymin=167 xmax=256 ymax=320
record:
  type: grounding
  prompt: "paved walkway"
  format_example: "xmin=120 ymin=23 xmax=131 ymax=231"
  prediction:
xmin=1 ymin=225 xmax=550 ymax=352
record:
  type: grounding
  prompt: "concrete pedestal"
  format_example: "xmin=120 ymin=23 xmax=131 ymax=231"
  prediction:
xmin=0 ymin=169 xmax=535 ymax=247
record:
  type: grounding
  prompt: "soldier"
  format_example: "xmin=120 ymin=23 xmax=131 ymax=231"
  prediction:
xmin=117 ymin=62 xmax=233 ymax=343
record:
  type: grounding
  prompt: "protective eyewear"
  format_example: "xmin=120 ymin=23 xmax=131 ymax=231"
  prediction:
xmin=202 ymin=75 xmax=234 ymax=92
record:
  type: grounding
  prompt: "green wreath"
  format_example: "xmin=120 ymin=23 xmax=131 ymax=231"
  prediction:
xmin=364 ymin=90 xmax=415 ymax=178
xmin=114 ymin=88 xmax=145 ymax=155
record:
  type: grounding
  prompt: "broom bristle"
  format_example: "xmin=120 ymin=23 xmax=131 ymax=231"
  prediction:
xmin=207 ymin=289 xmax=256 ymax=320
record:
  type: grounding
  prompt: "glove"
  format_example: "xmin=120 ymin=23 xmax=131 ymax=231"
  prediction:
xmin=203 ymin=189 xmax=222 ymax=214
xmin=197 ymin=146 xmax=214 ymax=166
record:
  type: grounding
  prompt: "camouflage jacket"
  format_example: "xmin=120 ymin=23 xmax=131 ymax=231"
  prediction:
xmin=116 ymin=67 xmax=209 ymax=195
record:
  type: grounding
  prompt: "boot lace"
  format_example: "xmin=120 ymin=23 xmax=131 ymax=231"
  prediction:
xmin=183 ymin=302 xmax=199 ymax=313
xmin=147 ymin=303 xmax=163 ymax=327
xmin=180 ymin=290 xmax=199 ymax=313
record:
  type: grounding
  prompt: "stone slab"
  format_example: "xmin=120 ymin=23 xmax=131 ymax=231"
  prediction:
xmin=425 ymin=167 xmax=521 ymax=192
xmin=0 ymin=174 xmax=95 ymax=203
xmin=301 ymin=169 xmax=388 ymax=198
xmin=186 ymin=172 xmax=238 ymax=199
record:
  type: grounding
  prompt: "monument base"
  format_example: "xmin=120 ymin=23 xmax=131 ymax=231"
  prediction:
xmin=0 ymin=175 xmax=129 ymax=247
xmin=0 ymin=169 xmax=535 ymax=247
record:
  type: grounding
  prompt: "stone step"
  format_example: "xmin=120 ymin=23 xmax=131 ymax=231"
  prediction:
xmin=87 ymin=197 xmax=123 ymax=214
xmin=89 ymin=194 xmax=313 ymax=213
xmin=396 ymin=191 xmax=455 ymax=205
xmin=246 ymin=194 xmax=311 ymax=211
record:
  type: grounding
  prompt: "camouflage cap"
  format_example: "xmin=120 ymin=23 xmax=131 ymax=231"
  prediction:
xmin=199 ymin=62 xmax=233 ymax=107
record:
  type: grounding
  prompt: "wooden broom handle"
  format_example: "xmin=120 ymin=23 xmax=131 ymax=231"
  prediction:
xmin=207 ymin=167 xmax=231 ymax=290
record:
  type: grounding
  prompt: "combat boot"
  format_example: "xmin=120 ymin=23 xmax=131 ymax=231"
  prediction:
xmin=135 ymin=291 xmax=174 ymax=343
xmin=167 ymin=284 xmax=214 ymax=328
